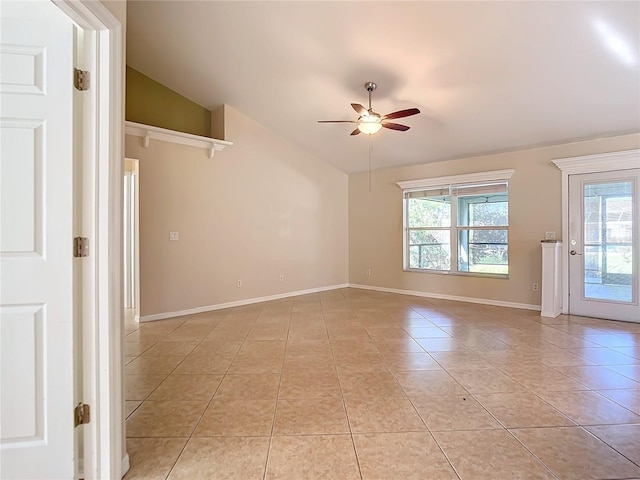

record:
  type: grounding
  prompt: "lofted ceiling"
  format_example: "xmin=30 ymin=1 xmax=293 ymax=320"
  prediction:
xmin=126 ymin=1 xmax=640 ymax=174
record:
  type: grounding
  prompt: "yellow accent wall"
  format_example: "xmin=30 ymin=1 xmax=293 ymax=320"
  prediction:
xmin=125 ymin=66 xmax=212 ymax=137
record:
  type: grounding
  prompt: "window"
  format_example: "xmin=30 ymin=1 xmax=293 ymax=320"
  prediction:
xmin=398 ymin=170 xmax=514 ymax=277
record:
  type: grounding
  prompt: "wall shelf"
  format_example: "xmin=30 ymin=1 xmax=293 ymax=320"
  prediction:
xmin=124 ymin=120 xmax=233 ymax=158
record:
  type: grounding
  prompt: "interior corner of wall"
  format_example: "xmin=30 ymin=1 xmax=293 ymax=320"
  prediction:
xmin=211 ymin=105 xmax=226 ymax=140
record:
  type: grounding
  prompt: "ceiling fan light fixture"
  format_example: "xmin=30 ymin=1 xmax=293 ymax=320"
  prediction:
xmin=318 ymin=81 xmax=419 ymax=136
xmin=357 ymin=114 xmax=383 ymax=135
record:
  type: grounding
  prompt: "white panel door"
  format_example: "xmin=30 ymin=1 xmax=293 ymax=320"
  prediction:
xmin=0 ymin=1 xmax=75 ymax=478
xmin=569 ymin=169 xmax=640 ymax=323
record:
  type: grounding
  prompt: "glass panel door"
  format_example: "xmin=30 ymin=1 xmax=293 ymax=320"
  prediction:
xmin=569 ymin=169 xmax=639 ymax=322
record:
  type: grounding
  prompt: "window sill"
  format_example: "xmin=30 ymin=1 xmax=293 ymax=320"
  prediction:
xmin=404 ymin=268 xmax=509 ymax=280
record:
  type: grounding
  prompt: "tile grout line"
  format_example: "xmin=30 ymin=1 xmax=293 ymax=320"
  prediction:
xmin=134 ymin=314 xmax=225 ymax=480
xmin=323 ymin=290 xmax=365 ymax=480
xmin=124 ymin=318 xmax=190 ymax=421
xmin=504 ymin=427 xmax=563 ymax=480
xmin=164 ymin=307 xmax=254 ymax=480
xmin=362 ymin=291 xmax=464 ymax=479
xmin=164 ymin=310 xmax=238 ymax=479
xmin=579 ymin=425 xmax=640 ymax=469
xmin=262 ymin=299 xmax=293 ymax=480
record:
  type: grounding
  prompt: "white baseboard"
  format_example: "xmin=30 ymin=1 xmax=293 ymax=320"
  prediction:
xmin=121 ymin=453 xmax=130 ymax=478
xmin=139 ymin=282 xmax=539 ymax=323
xmin=139 ymin=283 xmax=350 ymax=322
xmin=349 ymin=283 xmax=541 ymax=312
xmin=78 ymin=453 xmax=130 ymax=479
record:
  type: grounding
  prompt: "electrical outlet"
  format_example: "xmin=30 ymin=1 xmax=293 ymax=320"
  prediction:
xmin=237 ymin=280 xmax=242 ymax=288
xmin=169 ymin=231 xmax=179 ymax=241
xmin=367 ymin=269 xmax=371 ymax=276
xmin=279 ymin=274 xmax=284 ymax=281
xmin=533 ymin=282 xmax=539 ymax=292
xmin=545 ymin=231 xmax=556 ymax=240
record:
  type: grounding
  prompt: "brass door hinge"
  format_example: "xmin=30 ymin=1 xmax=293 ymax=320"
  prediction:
xmin=74 ymin=403 xmax=90 ymax=427
xmin=74 ymin=68 xmax=90 ymax=91
xmin=74 ymin=237 xmax=89 ymax=257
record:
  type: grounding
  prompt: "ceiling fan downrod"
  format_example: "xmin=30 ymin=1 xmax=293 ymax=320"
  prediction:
xmin=365 ymin=82 xmax=376 ymax=111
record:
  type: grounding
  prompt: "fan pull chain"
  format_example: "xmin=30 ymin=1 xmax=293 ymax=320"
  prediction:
xmin=368 ymin=135 xmax=372 ymax=193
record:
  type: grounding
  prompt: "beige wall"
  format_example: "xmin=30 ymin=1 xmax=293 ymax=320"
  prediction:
xmin=101 ymin=0 xmax=126 ymax=27
xmin=126 ymin=105 xmax=349 ymax=317
xmin=126 ymin=66 xmax=212 ymax=137
xmin=349 ymin=134 xmax=640 ymax=308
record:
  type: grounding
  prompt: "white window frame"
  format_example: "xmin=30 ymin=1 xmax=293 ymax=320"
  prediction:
xmin=398 ymin=169 xmax=515 ymax=277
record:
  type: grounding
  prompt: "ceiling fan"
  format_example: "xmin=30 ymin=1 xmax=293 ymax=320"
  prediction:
xmin=318 ymin=82 xmax=420 ymax=136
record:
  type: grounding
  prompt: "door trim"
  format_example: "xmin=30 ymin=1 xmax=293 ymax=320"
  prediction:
xmin=53 ymin=1 xmax=124 ymax=478
xmin=552 ymin=149 xmax=640 ymax=315
xmin=124 ymin=158 xmax=140 ymax=321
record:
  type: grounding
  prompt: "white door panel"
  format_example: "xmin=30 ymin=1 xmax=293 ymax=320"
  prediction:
xmin=1 ymin=1 xmax=75 ymax=478
xmin=568 ymin=169 xmax=639 ymax=323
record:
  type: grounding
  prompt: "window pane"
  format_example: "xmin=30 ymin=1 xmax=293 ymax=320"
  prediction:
xmin=584 ymin=245 xmax=632 ymax=302
xmin=458 ymin=229 xmax=508 ymax=274
xmin=584 ymin=245 xmax=602 ymax=283
xmin=584 ymin=195 xmax=602 ymax=243
xmin=605 ymin=196 xmax=632 ymax=243
xmin=408 ymin=230 xmax=450 ymax=270
xmin=469 ymin=201 xmax=508 ymax=226
xmin=407 ymin=197 xmax=450 ymax=228
xmin=458 ymin=197 xmax=508 ymax=227
xmin=583 ymin=181 xmax=633 ymax=303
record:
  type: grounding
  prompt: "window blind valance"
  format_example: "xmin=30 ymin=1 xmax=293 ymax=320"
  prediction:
xmin=397 ymin=169 xmax=514 ymax=193
xmin=405 ymin=181 xmax=508 ymax=199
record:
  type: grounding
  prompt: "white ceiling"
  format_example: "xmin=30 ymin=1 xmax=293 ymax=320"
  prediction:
xmin=126 ymin=1 xmax=640 ymax=174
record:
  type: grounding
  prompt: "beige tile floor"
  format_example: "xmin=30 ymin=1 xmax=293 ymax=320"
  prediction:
xmin=123 ymin=288 xmax=640 ymax=480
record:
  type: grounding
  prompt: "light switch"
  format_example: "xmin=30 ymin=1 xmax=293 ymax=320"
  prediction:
xmin=169 ymin=231 xmax=179 ymax=241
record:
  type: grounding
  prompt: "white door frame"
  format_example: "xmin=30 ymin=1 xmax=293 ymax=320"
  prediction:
xmin=53 ymin=1 xmax=124 ymax=478
xmin=124 ymin=158 xmax=140 ymax=321
xmin=552 ymin=149 xmax=640 ymax=315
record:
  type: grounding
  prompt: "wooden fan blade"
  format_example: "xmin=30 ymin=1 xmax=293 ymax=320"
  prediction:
xmin=350 ymin=128 xmax=361 ymax=136
xmin=318 ymin=120 xmax=358 ymax=123
xmin=382 ymin=122 xmax=410 ymax=131
xmin=382 ymin=108 xmax=420 ymax=120
xmin=351 ymin=103 xmax=368 ymax=115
